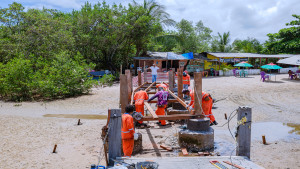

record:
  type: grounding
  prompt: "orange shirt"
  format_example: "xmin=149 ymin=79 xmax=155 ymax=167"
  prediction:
xmin=134 ymin=90 xmax=149 ymax=106
xmin=121 ymin=113 xmax=135 ymax=140
xmin=183 ymin=74 xmax=190 ymax=85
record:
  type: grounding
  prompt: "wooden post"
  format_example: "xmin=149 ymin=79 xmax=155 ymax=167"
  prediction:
xmin=125 ymin=69 xmax=132 ymax=101
xmin=236 ymin=106 xmax=252 ymax=159
xmin=260 ymin=57 xmax=261 ymax=66
xmin=52 ymin=144 xmax=57 ymax=153
xmin=120 ymin=74 xmax=128 ymax=114
xmin=177 ymin=68 xmax=183 ymax=99
xmin=168 ymin=69 xmax=174 ymax=92
xmin=120 ymin=65 xmax=122 ymax=75
xmin=108 ymin=109 xmax=122 ymax=166
xmin=138 ymin=70 xmax=142 ymax=86
xmin=194 ymin=72 xmax=202 ymax=115
xmin=262 ymin=135 xmax=266 ymax=145
xmin=144 ymin=61 xmax=147 ymax=83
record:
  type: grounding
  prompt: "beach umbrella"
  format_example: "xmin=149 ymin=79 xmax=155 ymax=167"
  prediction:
xmin=261 ymin=62 xmax=282 ymax=70
xmin=234 ymin=61 xmax=253 ymax=67
xmin=261 ymin=63 xmax=282 ymax=81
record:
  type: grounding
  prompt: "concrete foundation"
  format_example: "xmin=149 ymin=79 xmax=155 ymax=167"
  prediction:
xmin=178 ymin=119 xmax=214 ymax=152
xmin=133 ymin=133 xmax=142 ymax=155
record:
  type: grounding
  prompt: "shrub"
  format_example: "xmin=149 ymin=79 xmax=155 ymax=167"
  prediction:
xmin=0 ymin=52 xmax=97 ymax=101
xmin=99 ymin=74 xmax=116 ymax=87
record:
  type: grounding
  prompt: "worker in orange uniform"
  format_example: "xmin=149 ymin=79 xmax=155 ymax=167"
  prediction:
xmin=133 ymin=89 xmax=149 ymax=125
xmin=122 ymin=104 xmax=138 ymax=157
xmin=182 ymin=72 xmax=190 ymax=99
xmin=182 ymin=89 xmax=218 ymax=126
xmin=147 ymin=87 xmax=169 ymax=126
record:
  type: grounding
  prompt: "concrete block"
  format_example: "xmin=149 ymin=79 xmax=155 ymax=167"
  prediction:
xmin=133 ymin=133 xmax=142 ymax=155
xmin=178 ymin=128 xmax=214 ymax=152
xmin=187 ymin=119 xmax=210 ymax=131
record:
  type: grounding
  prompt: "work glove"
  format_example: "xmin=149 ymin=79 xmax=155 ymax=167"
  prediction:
xmin=134 ymin=133 xmax=138 ymax=140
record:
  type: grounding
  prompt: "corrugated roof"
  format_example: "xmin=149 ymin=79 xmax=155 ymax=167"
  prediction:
xmin=208 ymin=52 xmax=295 ymax=58
xmin=277 ymin=56 xmax=300 ymax=66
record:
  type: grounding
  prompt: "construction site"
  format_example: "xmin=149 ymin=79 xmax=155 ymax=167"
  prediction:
xmin=0 ymin=71 xmax=299 ymax=169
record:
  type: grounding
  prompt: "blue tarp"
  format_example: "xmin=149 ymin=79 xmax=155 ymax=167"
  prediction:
xmin=167 ymin=52 xmax=193 ymax=60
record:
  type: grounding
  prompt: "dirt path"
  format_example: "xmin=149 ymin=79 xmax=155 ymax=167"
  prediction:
xmin=0 ymin=74 xmax=299 ymax=168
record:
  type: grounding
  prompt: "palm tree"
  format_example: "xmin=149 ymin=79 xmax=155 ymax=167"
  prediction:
xmin=217 ymin=31 xmax=231 ymax=52
xmin=132 ymin=0 xmax=176 ymax=27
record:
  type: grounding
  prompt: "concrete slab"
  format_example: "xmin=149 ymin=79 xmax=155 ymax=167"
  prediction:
xmin=122 ymin=156 xmax=264 ymax=169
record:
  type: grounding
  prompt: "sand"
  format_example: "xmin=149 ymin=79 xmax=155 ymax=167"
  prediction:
xmin=0 ymin=74 xmax=299 ymax=169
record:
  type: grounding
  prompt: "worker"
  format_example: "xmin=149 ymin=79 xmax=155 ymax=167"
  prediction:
xmin=133 ymin=89 xmax=149 ymax=125
xmin=182 ymin=72 xmax=190 ymax=99
xmin=147 ymin=87 xmax=169 ymax=126
xmin=156 ymin=83 xmax=168 ymax=90
xmin=182 ymin=89 xmax=218 ymax=126
xmin=121 ymin=105 xmax=138 ymax=157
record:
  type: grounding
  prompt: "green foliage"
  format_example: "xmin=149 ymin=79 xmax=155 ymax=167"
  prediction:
xmin=99 ymin=74 xmax=116 ymax=86
xmin=0 ymin=52 xmax=96 ymax=101
xmin=220 ymin=63 xmax=234 ymax=73
xmin=264 ymin=14 xmax=300 ymax=54
xmin=232 ymin=37 xmax=263 ymax=53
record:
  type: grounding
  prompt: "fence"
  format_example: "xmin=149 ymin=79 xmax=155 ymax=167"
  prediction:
xmin=279 ymin=67 xmax=299 ymax=74
xmin=219 ymin=69 xmax=261 ymax=76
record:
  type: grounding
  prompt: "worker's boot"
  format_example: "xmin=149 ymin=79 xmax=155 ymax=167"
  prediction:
xmin=213 ymin=121 xmax=218 ymax=125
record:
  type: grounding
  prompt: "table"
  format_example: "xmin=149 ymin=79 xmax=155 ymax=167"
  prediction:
xmin=237 ymin=70 xmax=248 ymax=77
xmin=266 ymin=74 xmax=277 ymax=81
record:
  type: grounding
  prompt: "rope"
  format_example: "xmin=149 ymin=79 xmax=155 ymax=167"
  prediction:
xmin=97 ymin=123 xmax=111 ymax=166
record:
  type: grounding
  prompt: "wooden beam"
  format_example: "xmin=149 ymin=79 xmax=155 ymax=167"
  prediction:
xmin=145 ymin=82 xmax=156 ymax=92
xmin=144 ymin=61 xmax=147 ymax=83
xmin=168 ymin=69 xmax=174 ymax=92
xmin=177 ymin=68 xmax=183 ymax=99
xmin=108 ymin=109 xmax=122 ymax=166
xmin=120 ymin=74 xmax=129 ymax=114
xmin=167 ymin=89 xmax=188 ymax=109
xmin=125 ymin=69 xmax=133 ymax=102
xmin=194 ymin=72 xmax=202 ymax=115
xmin=138 ymin=70 xmax=142 ymax=86
xmin=236 ymin=106 xmax=252 ymax=159
xmin=140 ymin=114 xmax=204 ymax=121
xmin=134 ymin=82 xmax=147 ymax=92
xmin=144 ymin=102 xmax=158 ymax=119
xmin=147 ymin=91 xmax=156 ymax=94
xmin=148 ymin=99 xmax=178 ymax=103
xmin=167 ymin=109 xmax=189 ymax=115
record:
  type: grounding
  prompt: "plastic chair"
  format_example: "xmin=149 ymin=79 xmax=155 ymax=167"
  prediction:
xmin=260 ymin=71 xmax=269 ymax=82
xmin=232 ymin=69 xmax=237 ymax=77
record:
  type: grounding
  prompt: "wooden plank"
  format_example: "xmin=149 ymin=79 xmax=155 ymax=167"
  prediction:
xmin=134 ymin=82 xmax=147 ymax=92
xmin=167 ymin=110 xmax=189 ymax=115
xmin=108 ymin=109 xmax=122 ymax=166
xmin=144 ymin=102 xmax=158 ymax=119
xmin=236 ymin=106 xmax=252 ymax=159
xmin=177 ymin=68 xmax=183 ymax=99
xmin=181 ymin=148 xmax=188 ymax=156
xmin=140 ymin=114 xmax=204 ymax=121
xmin=138 ymin=70 xmax=142 ymax=86
xmin=130 ymin=91 xmax=135 ymax=105
xmin=160 ymin=144 xmax=172 ymax=151
xmin=167 ymin=89 xmax=187 ymax=107
xmin=120 ymin=74 xmax=129 ymax=114
xmin=223 ymin=161 xmax=245 ymax=169
xmin=194 ymin=72 xmax=202 ymax=115
xmin=168 ymin=69 xmax=174 ymax=92
xmin=147 ymin=91 xmax=156 ymax=94
xmin=145 ymin=82 xmax=156 ymax=92
xmin=144 ymin=61 xmax=147 ymax=82
xmin=148 ymin=99 xmax=178 ymax=103
xmin=125 ymin=69 xmax=133 ymax=101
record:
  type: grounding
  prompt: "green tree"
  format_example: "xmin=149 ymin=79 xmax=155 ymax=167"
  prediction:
xmin=232 ymin=37 xmax=263 ymax=53
xmin=264 ymin=14 xmax=300 ymax=54
xmin=217 ymin=31 xmax=231 ymax=52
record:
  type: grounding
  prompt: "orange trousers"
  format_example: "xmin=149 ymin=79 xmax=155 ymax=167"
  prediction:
xmin=135 ymin=105 xmax=144 ymax=124
xmin=122 ymin=138 xmax=134 ymax=157
xmin=156 ymin=105 xmax=166 ymax=125
xmin=202 ymin=99 xmax=216 ymax=123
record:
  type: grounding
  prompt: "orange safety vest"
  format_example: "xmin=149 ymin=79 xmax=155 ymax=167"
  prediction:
xmin=183 ymin=75 xmax=190 ymax=85
xmin=134 ymin=90 xmax=148 ymax=106
xmin=121 ymin=113 xmax=134 ymax=140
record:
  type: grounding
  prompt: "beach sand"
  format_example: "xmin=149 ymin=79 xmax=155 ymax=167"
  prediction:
xmin=0 ymin=74 xmax=299 ymax=168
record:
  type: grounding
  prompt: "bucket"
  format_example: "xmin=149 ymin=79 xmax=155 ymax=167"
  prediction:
xmin=136 ymin=161 xmax=159 ymax=169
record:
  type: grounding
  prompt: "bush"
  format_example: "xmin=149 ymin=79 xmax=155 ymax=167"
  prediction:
xmin=99 ymin=74 xmax=116 ymax=86
xmin=0 ymin=52 xmax=97 ymax=101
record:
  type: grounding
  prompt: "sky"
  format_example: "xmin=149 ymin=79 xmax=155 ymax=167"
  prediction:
xmin=1 ymin=0 xmax=299 ymax=43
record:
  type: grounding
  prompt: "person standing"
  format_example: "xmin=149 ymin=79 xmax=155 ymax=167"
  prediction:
xmin=149 ymin=64 xmax=159 ymax=82
xmin=121 ymin=105 xmax=138 ymax=157
xmin=133 ymin=89 xmax=149 ymax=125
xmin=147 ymin=87 xmax=169 ymax=126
